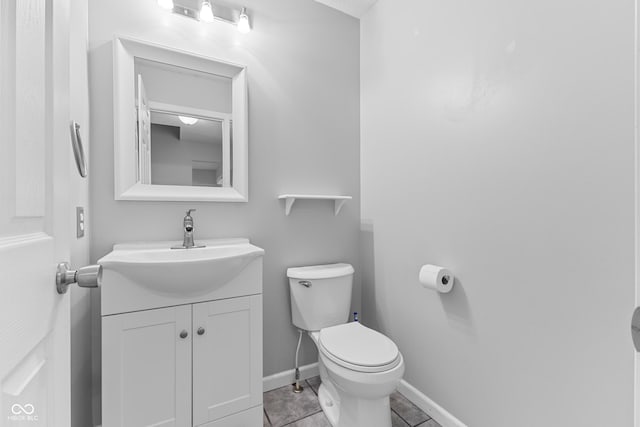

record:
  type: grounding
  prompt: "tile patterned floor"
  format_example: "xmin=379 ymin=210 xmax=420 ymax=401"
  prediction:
xmin=263 ymin=376 xmax=441 ymax=427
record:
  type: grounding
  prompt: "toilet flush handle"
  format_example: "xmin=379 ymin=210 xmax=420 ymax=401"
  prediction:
xmin=298 ymin=280 xmax=312 ymax=288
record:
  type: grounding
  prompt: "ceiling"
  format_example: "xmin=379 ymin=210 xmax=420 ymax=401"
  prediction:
xmin=151 ymin=111 xmax=223 ymax=146
xmin=313 ymin=0 xmax=378 ymax=18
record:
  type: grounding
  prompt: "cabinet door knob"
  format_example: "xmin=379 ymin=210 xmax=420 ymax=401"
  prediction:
xmin=197 ymin=327 xmax=205 ymax=336
xmin=179 ymin=330 xmax=188 ymax=339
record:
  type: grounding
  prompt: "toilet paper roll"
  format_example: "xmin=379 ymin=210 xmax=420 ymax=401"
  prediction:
xmin=419 ymin=264 xmax=454 ymax=293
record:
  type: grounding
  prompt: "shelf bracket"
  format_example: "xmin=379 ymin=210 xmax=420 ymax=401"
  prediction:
xmin=334 ymin=199 xmax=347 ymax=216
xmin=284 ymin=197 xmax=295 ymax=216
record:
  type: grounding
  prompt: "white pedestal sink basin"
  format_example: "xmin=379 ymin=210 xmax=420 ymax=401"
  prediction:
xmin=98 ymin=238 xmax=264 ymax=315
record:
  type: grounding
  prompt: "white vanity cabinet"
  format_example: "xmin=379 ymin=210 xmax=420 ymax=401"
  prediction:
xmin=103 ymin=295 xmax=262 ymax=427
xmin=99 ymin=239 xmax=264 ymax=427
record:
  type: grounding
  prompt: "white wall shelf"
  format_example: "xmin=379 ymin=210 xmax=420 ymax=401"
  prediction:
xmin=278 ymin=194 xmax=352 ymax=216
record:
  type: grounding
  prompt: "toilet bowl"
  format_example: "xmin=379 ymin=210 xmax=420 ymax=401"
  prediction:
xmin=309 ymin=323 xmax=405 ymax=427
xmin=288 ymin=263 xmax=404 ymax=427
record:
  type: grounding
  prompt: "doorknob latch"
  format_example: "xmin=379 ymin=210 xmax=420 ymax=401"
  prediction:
xmin=56 ymin=262 xmax=102 ymax=294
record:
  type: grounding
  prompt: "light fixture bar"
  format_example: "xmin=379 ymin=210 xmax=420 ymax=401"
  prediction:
xmin=172 ymin=5 xmax=199 ymax=20
xmin=162 ymin=2 xmax=251 ymax=33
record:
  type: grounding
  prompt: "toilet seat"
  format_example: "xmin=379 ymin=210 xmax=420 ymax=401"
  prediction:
xmin=319 ymin=322 xmax=400 ymax=373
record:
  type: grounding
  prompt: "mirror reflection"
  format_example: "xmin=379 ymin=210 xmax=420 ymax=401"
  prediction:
xmin=135 ymin=58 xmax=233 ymax=188
xmin=147 ymin=112 xmax=232 ymax=187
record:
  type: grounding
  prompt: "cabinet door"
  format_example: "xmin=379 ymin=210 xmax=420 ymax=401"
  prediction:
xmin=197 ymin=406 xmax=263 ymax=427
xmin=193 ymin=295 xmax=263 ymax=425
xmin=102 ymin=305 xmax=192 ymax=427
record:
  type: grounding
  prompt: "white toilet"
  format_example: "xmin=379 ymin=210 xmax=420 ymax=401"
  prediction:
xmin=288 ymin=263 xmax=405 ymax=427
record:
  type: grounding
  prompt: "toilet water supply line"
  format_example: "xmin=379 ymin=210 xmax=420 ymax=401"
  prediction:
xmin=293 ymin=329 xmax=304 ymax=393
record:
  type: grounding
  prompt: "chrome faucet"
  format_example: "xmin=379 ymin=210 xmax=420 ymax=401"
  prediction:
xmin=172 ymin=209 xmax=205 ymax=249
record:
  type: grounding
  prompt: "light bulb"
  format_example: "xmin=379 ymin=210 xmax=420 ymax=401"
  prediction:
xmin=200 ymin=0 xmax=214 ymax=22
xmin=237 ymin=8 xmax=251 ymax=33
xmin=179 ymin=116 xmax=198 ymax=125
xmin=157 ymin=0 xmax=174 ymax=10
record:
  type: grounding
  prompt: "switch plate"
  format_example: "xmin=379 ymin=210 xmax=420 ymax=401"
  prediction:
xmin=76 ymin=207 xmax=85 ymax=238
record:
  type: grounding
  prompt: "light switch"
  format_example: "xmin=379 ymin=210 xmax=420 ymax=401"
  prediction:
xmin=76 ymin=207 xmax=85 ymax=238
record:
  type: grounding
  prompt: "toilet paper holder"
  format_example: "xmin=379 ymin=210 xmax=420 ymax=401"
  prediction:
xmin=419 ymin=264 xmax=454 ymax=293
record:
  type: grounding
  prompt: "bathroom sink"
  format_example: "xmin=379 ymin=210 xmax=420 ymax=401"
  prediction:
xmin=98 ymin=238 xmax=264 ymax=314
xmin=99 ymin=238 xmax=263 ymax=294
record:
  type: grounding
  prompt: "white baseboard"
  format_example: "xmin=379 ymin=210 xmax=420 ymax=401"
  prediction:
xmin=397 ymin=380 xmax=467 ymax=427
xmin=263 ymin=362 xmax=319 ymax=392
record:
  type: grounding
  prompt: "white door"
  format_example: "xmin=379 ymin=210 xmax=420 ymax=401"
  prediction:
xmin=0 ymin=0 xmax=71 ymax=425
xmin=636 ymin=6 xmax=640 ymax=426
xmin=101 ymin=306 xmax=192 ymax=427
xmin=192 ymin=295 xmax=263 ymax=425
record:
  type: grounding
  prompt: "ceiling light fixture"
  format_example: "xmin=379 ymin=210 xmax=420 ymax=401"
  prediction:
xmin=179 ymin=116 xmax=198 ymax=125
xmin=159 ymin=1 xmax=252 ymax=33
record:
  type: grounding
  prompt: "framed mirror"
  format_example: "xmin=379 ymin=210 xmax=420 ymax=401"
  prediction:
xmin=113 ymin=37 xmax=248 ymax=201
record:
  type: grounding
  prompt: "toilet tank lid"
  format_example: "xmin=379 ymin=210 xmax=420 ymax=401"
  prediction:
xmin=287 ymin=263 xmax=354 ymax=280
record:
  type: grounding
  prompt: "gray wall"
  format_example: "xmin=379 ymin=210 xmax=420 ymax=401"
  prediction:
xmin=361 ymin=0 xmax=634 ymax=426
xmin=88 ymin=1 xmax=359 ymax=421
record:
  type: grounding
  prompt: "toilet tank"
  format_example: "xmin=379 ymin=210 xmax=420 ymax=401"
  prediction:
xmin=288 ymin=263 xmax=354 ymax=331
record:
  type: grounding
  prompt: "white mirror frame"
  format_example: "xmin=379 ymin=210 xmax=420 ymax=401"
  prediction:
xmin=113 ymin=36 xmax=248 ymax=202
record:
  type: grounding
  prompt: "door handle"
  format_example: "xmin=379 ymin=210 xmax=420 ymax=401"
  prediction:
xmin=56 ymin=262 xmax=101 ymax=294
xmin=69 ymin=121 xmax=87 ymax=178
xmin=632 ymin=307 xmax=640 ymax=352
